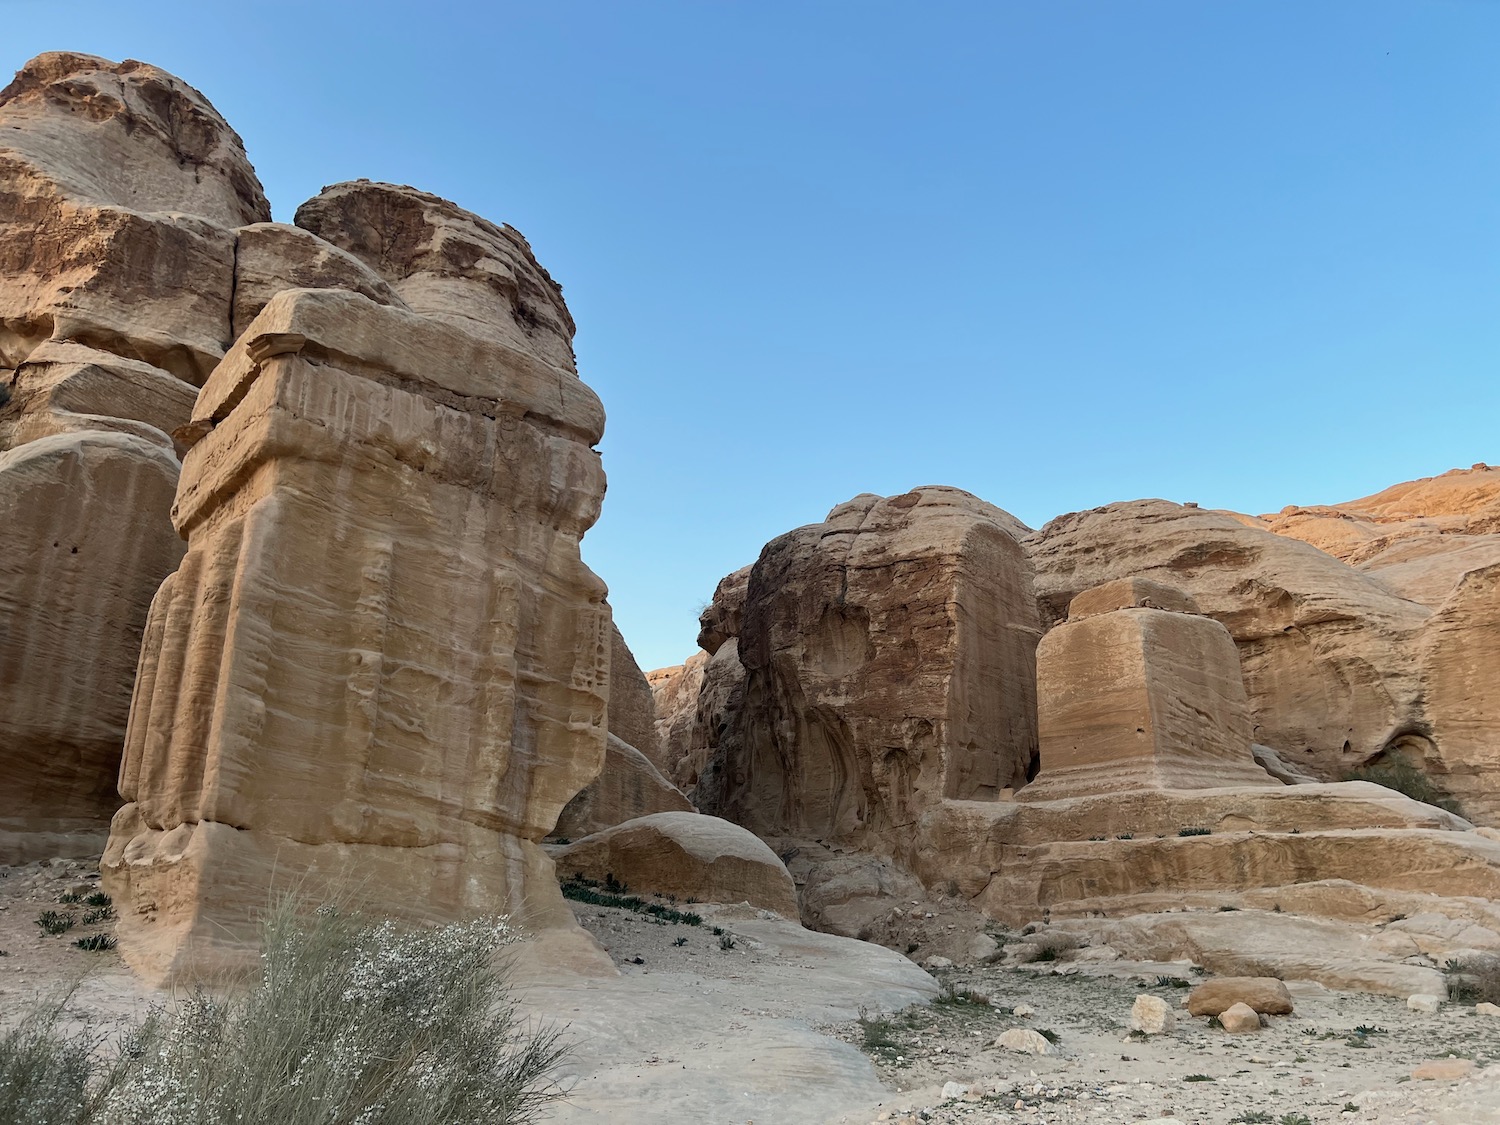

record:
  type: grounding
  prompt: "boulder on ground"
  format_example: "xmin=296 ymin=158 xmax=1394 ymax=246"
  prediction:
xmin=1186 ymin=977 xmax=1294 ymax=1016
xmin=1218 ymin=1002 xmax=1262 ymax=1033
xmin=1407 ymin=993 xmax=1443 ymax=1013
xmin=552 ymin=811 xmax=799 ymax=918
xmin=994 ymin=1028 xmax=1054 ymax=1055
xmin=1129 ymin=994 xmax=1175 ymax=1035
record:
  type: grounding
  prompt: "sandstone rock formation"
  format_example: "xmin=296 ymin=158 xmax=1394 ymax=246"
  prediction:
xmin=647 ymin=649 xmax=707 ymax=782
xmin=605 ymin=622 xmax=662 ymax=770
xmin=0 ymin=53 xmax=269 ymax=862
xmin=1186 ymin=977 xmax=1294 ymax=1017
xmin=708 ymin=487 xmax=1041 ymax=848
xmin=103 ymin=280 xmax=610 ymax=983
xmin=1027 ymin=500 xmax=1429 ymax=782
xmin=552 ymin=811 xmax=800 ymax=917
xmin=554 ymin=735 xmax=694 ymax=841
xmin=1020 ymin=585 xmax=1277 ymax=799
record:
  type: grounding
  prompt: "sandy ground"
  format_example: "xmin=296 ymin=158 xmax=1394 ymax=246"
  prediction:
xmin=4 ymin=858 xmax=1497 ymax=1124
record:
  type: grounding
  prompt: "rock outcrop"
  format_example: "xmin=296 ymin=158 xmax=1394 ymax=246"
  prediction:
xmin=605 ymin=622 xmax=661 ymax=770
xmin=1020 ymin=583 xmax=1277 ymax=799
xmin=0 ymin=53 xmax=269 ymax=861
xmin=1028 ymin=500 xmax=1429 ymax=782
xmin=554 ymin=734 xmax=694 ymax=840
xmin=647 ymin=649 xmax=707 ymax=782
xmin=708 ymin=487 xmax=1041 ymax=849
xmin=103 ymin=277 xmax=610 ymax=982
xmin=552 ymin=811 xmax=800 ymax=917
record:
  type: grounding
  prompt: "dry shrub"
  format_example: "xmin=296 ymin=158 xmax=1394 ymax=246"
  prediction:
xmin=0 ymin=899 xmax=566 ymax=1125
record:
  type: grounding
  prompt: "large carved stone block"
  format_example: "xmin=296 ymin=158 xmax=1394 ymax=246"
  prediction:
xmin=103 ymin=287 xmax=610 ymax=982
xmin=1021 ymin=600 xmax=1278 ymax=800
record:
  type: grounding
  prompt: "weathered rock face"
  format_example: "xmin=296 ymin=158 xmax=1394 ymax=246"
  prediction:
xmin=0 ymin=432 xmax=183 ymax=862
xmin=1419 ymin=562 xmax=1500 ymax=824
xmin=102 ymin=286 xmax=610 ymax=983
xmin=710 ymin=487 xmax=1041 ymax=851
xmin=1028 ymin=500 xmax=1429 ymax=782
xmin=1020 ymin=595 xmax=1277 ymax=800
xmin=647 ymin=649 xmax=707 ymax=781
xmin=553 ymin=734 xmax=694 ymax=840
xmin=0 ymin=53 xmax=270 ymax=861
xmin=605 ymin=622 xmax=661 ymax=769
xmin=294 ymin=180 xmax=576 ymax=374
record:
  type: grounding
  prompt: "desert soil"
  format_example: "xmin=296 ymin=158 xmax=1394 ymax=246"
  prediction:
xmin=4 ymin=858 xmax=1497 ymax=1124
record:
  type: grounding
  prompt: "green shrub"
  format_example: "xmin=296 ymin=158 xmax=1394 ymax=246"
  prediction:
xmin=1177 ymin=826 xmax=1211 ymax=837
xmin=1345 ymin=757 xmax=1463 ymax=816
xmin=35 ymin=911 xmax=75 ymax=936
xmin=72 ymin=934 xmax=116 ymax=952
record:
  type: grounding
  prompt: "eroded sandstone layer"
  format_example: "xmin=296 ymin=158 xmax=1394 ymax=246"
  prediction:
xmin=103 ymin=280 xmax=610 ymax=983
xmin=708 ymin=486 xmax=1042 ymax=846
xmin=0 ymin=53 xmax=269 ymax=862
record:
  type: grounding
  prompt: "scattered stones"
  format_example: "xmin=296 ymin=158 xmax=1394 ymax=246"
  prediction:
xmin=939 ymin=1081 xmax=966 ymax=1100
xmin=1186 ymin=976 xmax=1295 ymax=1016
xmin=1217 ymin=1002 xmax=1263 ymax=1034
xmin=923 ymin=955 xmax=955 ymax=970
xmin=1129 ymin=994 xmax=1175 ymax=1035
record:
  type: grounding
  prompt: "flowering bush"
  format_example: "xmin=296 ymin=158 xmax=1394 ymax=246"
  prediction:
xmin=0 ymin=902 xmax=567 ymax=1125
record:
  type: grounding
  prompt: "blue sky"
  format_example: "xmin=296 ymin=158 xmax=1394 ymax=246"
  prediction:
xmin=8 ymin=1 xmax=1497 ymax=669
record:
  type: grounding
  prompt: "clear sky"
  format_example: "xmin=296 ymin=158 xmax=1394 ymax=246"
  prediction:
xmin=7 ymin=1 xmax=1497 ymax=670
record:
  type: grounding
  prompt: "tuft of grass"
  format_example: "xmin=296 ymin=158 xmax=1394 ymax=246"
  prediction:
xmin=1229 ymin=1114 xmax=1274 ymax=1125
xmin=1115 ymin=833 xmax=1133 ymax=840
xmin=83 ymin=892 xmax=111 ymax=908
xmin=857 ymin=1008 xmax=900 ymax=1051
xmin=1445 ymin=954 xmax=1500 ymax=1004
xmin=1177 ymin=826 xmax=1211 ymax=837
xmin=35 ymin=911 xmax=76 ymax=936
xmin=81 ymin=906 xmax=115 ymax=926
xmin=1184 ymin=1073 xmax=1215 ymax=1082
xmin=57 ymin=892 xmax=83 ymax=905
xmin=1279 ymin=1115 xmax=1314 ymax=1125
xmin=672 ymin=936 xmax=687 ymax=947
xmin=1345 ymin=757 xmax=1463 ymax=816
xmin=718 ymin=933 xmax=736 ymax=951
xmin=1154 ymin=975 xmax=1190 ymax=988
xmin=72 ymin=934 xmax=116 ymax=952
xmin=559 ymin=875 xmax=701 ymax=926
xmin=1343 ymin=1104 xmax=1360 ymax=1114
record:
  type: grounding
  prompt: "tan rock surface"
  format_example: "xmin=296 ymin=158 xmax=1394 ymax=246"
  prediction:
xmin=647 ymin=649 xmax=707 ymax=781
xmin=553 ymin=734 xmax=694 ymax=840
xmin=1021 ymin=605 xmax=1276 ymax=799
xmin=605 ymin=622 xmax=661 ymax=770
xmin=677 ymin=637 xmax=746 ymax=807
xmin=1067 ymin=576 xmax=1200 ymax=619
xmin=711 ymin=487 xmax=1041 ymax=850
xmin=294 ymin=180 xmax=576 ymax=374
xmin=1028 ymin=499 xmax=1429 ymax=780
xmin=552 ymin=811 xmax=799 ymax=917
xmin=1418 ymin=561 xmax=1500 ymax=824
xmin=229 ymin=221 xmax=406 ymax=338
xmin=696 ymin=564 xmax=750 ymax=655
xmin=0 ymin=431 xmax=183 ymax=863
xmin=1218 ymin=1001 xmax=1262 ymax=1033
xmin=1186 ymin=977 xmax=1294 ymax=1016
xmin=103 ymin=285 xmax=610 ymax=983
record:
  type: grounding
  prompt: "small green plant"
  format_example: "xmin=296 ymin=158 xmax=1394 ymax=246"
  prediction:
xmin=83 ymin=892 xmax=111 ymax=908
xmin=81 ymin=905 xmax=115 ymax=925
xmin=711 ymin=925 xmax=725 ymax=936
xmin=1352 ymin=1023 xmax=1387 ymax=1036
xmin=1345 ymin=756 xmax=1463 ymax=815
xmin=1206 ymin=1015 xmax=1224 ymax=1030
xmin=672 ymin=936 xmax=687 ymax=947
xmin=1177 ymin=826 xmax=1211 ymax=836
xmin=718 ymin=933 xmax=736 ymax=951
xmin=58 ymin=891 xmax=83 ymax=905
xmin=35 ymin=911 xmax=76 ymax=936
xmin=857 ymin=1008 xmax=900 ymax=1051
xmin=1087 ymin=834 xmax=1106 ymax=841
xmin=1116 ymin=833 xmax=1133 ymax=840
xmin=1229 ymin=1114 xmax=1274 ymax=1124
xmin=1154 ymin=975 xmax=1190 ymax=988
xmin=559 ymin=874 xmax=702 ymax=925
xmin=1184 ymin=1073 xmax=1215 ymax=1082
xmin=73 ymin=934 xmax=116 ymax=952
xmin=1279 ymin=1115 xmax=1313 ymax=1125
